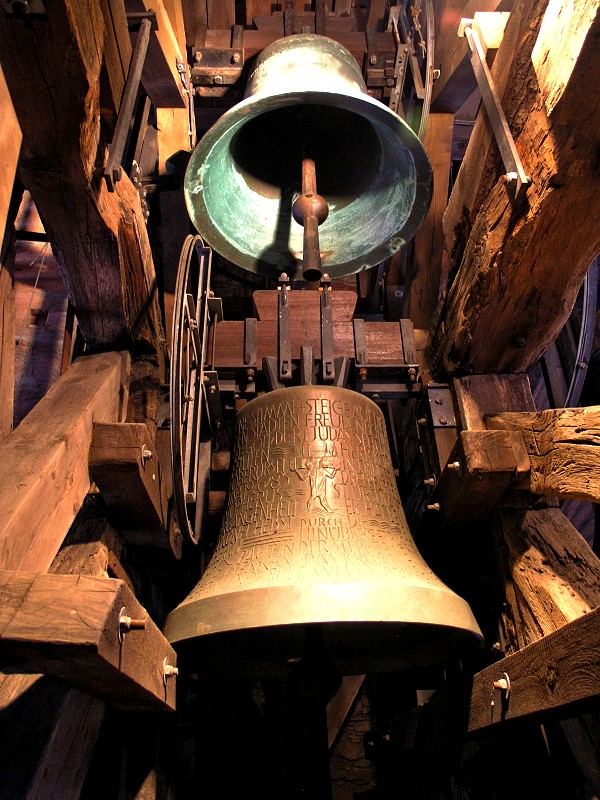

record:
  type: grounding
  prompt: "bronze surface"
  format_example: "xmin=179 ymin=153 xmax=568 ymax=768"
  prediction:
xmin=164 ymin=386 xmax=482 ymax=674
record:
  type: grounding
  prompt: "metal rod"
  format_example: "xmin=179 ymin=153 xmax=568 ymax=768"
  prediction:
xmin=292 ymin=158 xmax=329 ymax=282
xmin=464 ymin=23 xmax=529 ymax=189
xmin=104 ymin=18 xmax=151 ymax=191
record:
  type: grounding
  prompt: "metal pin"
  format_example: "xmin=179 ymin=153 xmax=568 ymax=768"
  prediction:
xmin=118 ymin=607 xmax=147 ymax=642
xmin=163 ymin=657 xmax=179 ymax=685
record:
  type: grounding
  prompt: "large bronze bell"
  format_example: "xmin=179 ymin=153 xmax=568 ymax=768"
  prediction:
xmin=184 ymin=34 xmax=433 ymax=280
xmin=165 ymin=387 xmax=482 ymax=675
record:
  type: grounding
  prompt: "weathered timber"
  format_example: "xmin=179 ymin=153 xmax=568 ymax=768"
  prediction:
xmin=0 ymin=2 xmax=162 ymax=350
xmin=487 ymin=407 xmax=600 ymax=503
xmin=0 ymin=67 xmax=20 ymax=444
xmin=495 ymin=507 xmax=600 ymax=652
xmin=453 ymin=373 xmax=535 ymax=430
xmin=182 ymin=0 xmax=207 ymax=47
xmin=434 ymin=429 xmax=530 ymax=523
xmin=253 ymin=289 xmax=357 ymax=321
xmin=434 ymin=0 xmax=600 ymax=374
xmin=405 ymin=114 xmax=454 ymax=328
xmin=89 ymin=422 xmax=169 ymax=537
xmin=0 ymin=66 xmax=21 ymax=249
xmin=127 ymin=0 xmax=187 ymax=107
xmin=469 ymin=604 xmax=600 ymax=732
xmin=0 ymin=571 xmax=176 ymax=711
xmin=0 ymin=352 xmax=130 ymax=572
xmin=207 ymin=0 xmax=235 ymax=28
xmin=100 ymin=0 xmax=133 ymax=116
xmin=327 ymin=675 xmax=365 ymax=751
xmin=0 ymin=506 xmax=125 ymax=800
xmin=431 ymin=0 xmax=511 ymax=113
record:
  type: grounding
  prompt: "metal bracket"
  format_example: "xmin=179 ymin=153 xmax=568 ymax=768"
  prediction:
xmin=427 ymin=384 xmax=456 ymax=428
xmin=460 ymin=19 xmax=530 ymax=195
xmin=104 ymin=17 xmax=151 ymax=191
xmin=320 ymin=273 xmax=335 ymax=383
xmin=278 ymin=273 xmax=292 ymax=382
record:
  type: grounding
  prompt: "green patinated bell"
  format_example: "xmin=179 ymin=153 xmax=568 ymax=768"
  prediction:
xmin=184 ymin=34 xmax=433 ymax=281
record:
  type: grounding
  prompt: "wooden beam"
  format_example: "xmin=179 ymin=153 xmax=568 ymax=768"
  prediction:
xmin=434 ymin=0 xmax=600 ymax=374
xmin=0 ymin=65 xmax=21 ymax=248
xmin=182 ymin=0 xmax=207 ymax=47
xmin=404 ymin=113 xmax=454 ymax=328
xmin=207 ymin=0 xmax=235 ymax=29
xmin=0 ymin=242 xmax=15 ymax=445
xmin=127 ymin=0 xmax=187 ymax=107
xmin=327 ymin=675 xmax=365 ymax=751
xmin=0 ymin=352 xmax=130 ymax=572
xmin=0 ymin=570 xmax=176 ymax=711
xmin=100 ymin=0 xmax=133 ymax=116
xmin=487 ymin=407 xmax=600 ymax=503
xmin=0 ymin=2 xmax=163 ymax=350
xmin=431 ymin=0 xmax=510 ymax=113
xmin=89 ymin=421 xmax=169 ymax=538
xmin=469 ymin=604 xmax=600 ymax=732
xmin=453 ymin=373 xmax=535 ymax=430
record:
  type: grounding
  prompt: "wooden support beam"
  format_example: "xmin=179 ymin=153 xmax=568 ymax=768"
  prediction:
xmin=207 ymin=0 xmax=235 ymax=29
xmin=0 ymin=352 xmax=130 ymax=572
xmin=0 ymin=2 xmax=163 ymax=350
xmin=404 ymin=113 xmax=454 ymax=328
xmin=487 ymin=406 xmax=600 ymax=503
xmin=0 ymin=570 xmax=176 ymax=711
xmin=469 ymin=603 xmax=600 ymax=732
xmin=100 ymin=0 xmax=133 ymax=117
xmin=434 ymin=429 xmax=530 ymax=523
xmin=434 ymin=0 xmax=600 ymax=374
xmin=327 ymin=675 xmax=365 ymax=751
xmin=0 ymin=65 xmax=21 ymax=249
xmin=127 ymin=0 xmax=187 ymax=107
xmin=89 ymin=421 xmax=169 ymax=540
xmin=431 ymin=0 xmax=510 ymax=113
xmin=453 ymin=373 xmax=535 ymax=430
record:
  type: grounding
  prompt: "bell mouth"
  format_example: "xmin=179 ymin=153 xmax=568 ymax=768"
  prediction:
xmin=184 ymin=89 xmax=432 ymax=279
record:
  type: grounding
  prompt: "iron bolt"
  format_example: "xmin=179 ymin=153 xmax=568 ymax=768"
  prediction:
xmin=358 ymin=367 xmax=368 ymax=381
xmin=426 ymin=503 xmax=441 ymax=513
xmin=214 ymin=75 xmax=223 ymax=85
xmin=232 ymin=52 xmax=241 ymax=64
xmin=432 ymin=68 xmax=441 ymax=81
xmin=246 ymin=368 xmax=255 ymax=380
xmin=446 ymin=460 xmax=461 ymax=472
xmin=194 ymin=51 xmax=203 ymax=62
xmin=493 ymin=672 xmax=511 ymax=696
xmin=407 ymin=367 xmax=417 ymax=382
xmin=417 ymin=416 xmax=427 ymax=426
xmin=369 ymin=54 xmax=378 ymax=65
xmin=141 ymin=445 xmax=153 ymax=463
xmin=423 ymin=477 xmax=436 ymax=487
xmin=118 ymin=607 xmax=146 ymax=642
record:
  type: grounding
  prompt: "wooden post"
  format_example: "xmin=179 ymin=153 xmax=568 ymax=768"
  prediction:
xmin=0 ymin=65 xmax=21 ymax=444
xmin=0 ymin=2 xmax=163 ymax=351
xmin=404 ymin=113 xmax=454 ymax=328
xmin=434 ymin=0 xmax=600 ymax=374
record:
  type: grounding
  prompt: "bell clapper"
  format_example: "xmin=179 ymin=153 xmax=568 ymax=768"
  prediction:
xmin=292 ymin=157 xmax=329 ymax=283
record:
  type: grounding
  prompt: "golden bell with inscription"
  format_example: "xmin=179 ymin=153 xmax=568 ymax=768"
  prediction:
xmin=164 ymin=386 xmax=482 ymax=675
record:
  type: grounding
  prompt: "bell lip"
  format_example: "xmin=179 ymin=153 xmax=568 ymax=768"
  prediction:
xmin=164 ymin=581 xmax=483 ymax=647
xmin=184 ymin=89 xmax=433 ymax=279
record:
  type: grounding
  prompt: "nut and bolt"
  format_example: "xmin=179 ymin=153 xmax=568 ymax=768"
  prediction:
xmin=163 ymin=657 xmax=179 ymax=685
xmin=141 ymin=445 xmax=153 ymax=463
xmin=369 ymin=54 xmax=378 ymax=65
xmin=214 ymin=75 xmax=223 ymax=85
xmin=426 ymin=502 xmax=441 ymax=513
xmin=358 ymin=367 xmax=368 ymax=381
xmin=432 ymin=68 xmax=441 ymax=81
xmin=194 ymin=51 xmax=203 ymax=62
xmin=118 ymin=607 xmax=147 ymax=642
xmin=246 ymin=368 xmax=255 ymax=381
xmin=407 ymin=367 xmax=417 ymax=382
xmin=423 ymin=477 xmax=436 ymax=487
xmin=232 ymin=52 xmax=241 ymax=64
xmin=417 ymin=416 xmax=428 ymax=426
xmin=492 ymin=672 xmax=511 ymax=697
xmin=446 ymin=461 xmax=461 ymax=472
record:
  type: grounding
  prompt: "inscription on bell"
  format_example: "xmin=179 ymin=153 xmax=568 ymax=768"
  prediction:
xmin=193 ymin=387 xmax=431 ymax=597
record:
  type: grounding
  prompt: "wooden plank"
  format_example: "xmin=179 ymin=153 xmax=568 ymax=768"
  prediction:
xmin=100 ymin=0 xmax=133 ymax=115
xmin=0 ymin=571 xmax=176 ymax=711
xmin=0 ymin=352 xmax=130 ymax=572
xmin=469 ymin=604 xmax=600 ymax=732
xmin=253 ymin=289 xmax=357 ymax=321
xmin=367 ymin=0 xmax=387 ymax=30
xmin=434 ymin=0 xmax=600 ymax=374
xmin=0 ymin=244 xmax=15 ymax=444
xmin=89 ymin=421 xmax=168 ymax=533
xmin=0 ymin=65 xmax=21 ymax=248
xmin=182 ymin=0 xmax=207 ymax=47
xmin=404 ymin=113 xmax=454 ymax=329
xmin=487 ymin=406 xmax=600 ymax=503
xmin=431 ymin=0 xmax=511 ymax=113
xmin=127 ymin=0 xmax=187 ymax=107
xmin=207 ymin=0 xmax=235 ymax=28
xmin=453 ymin=373 xmax=535 ymax=430
xmin=0 ymin=3 xmax=163 ymax=350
